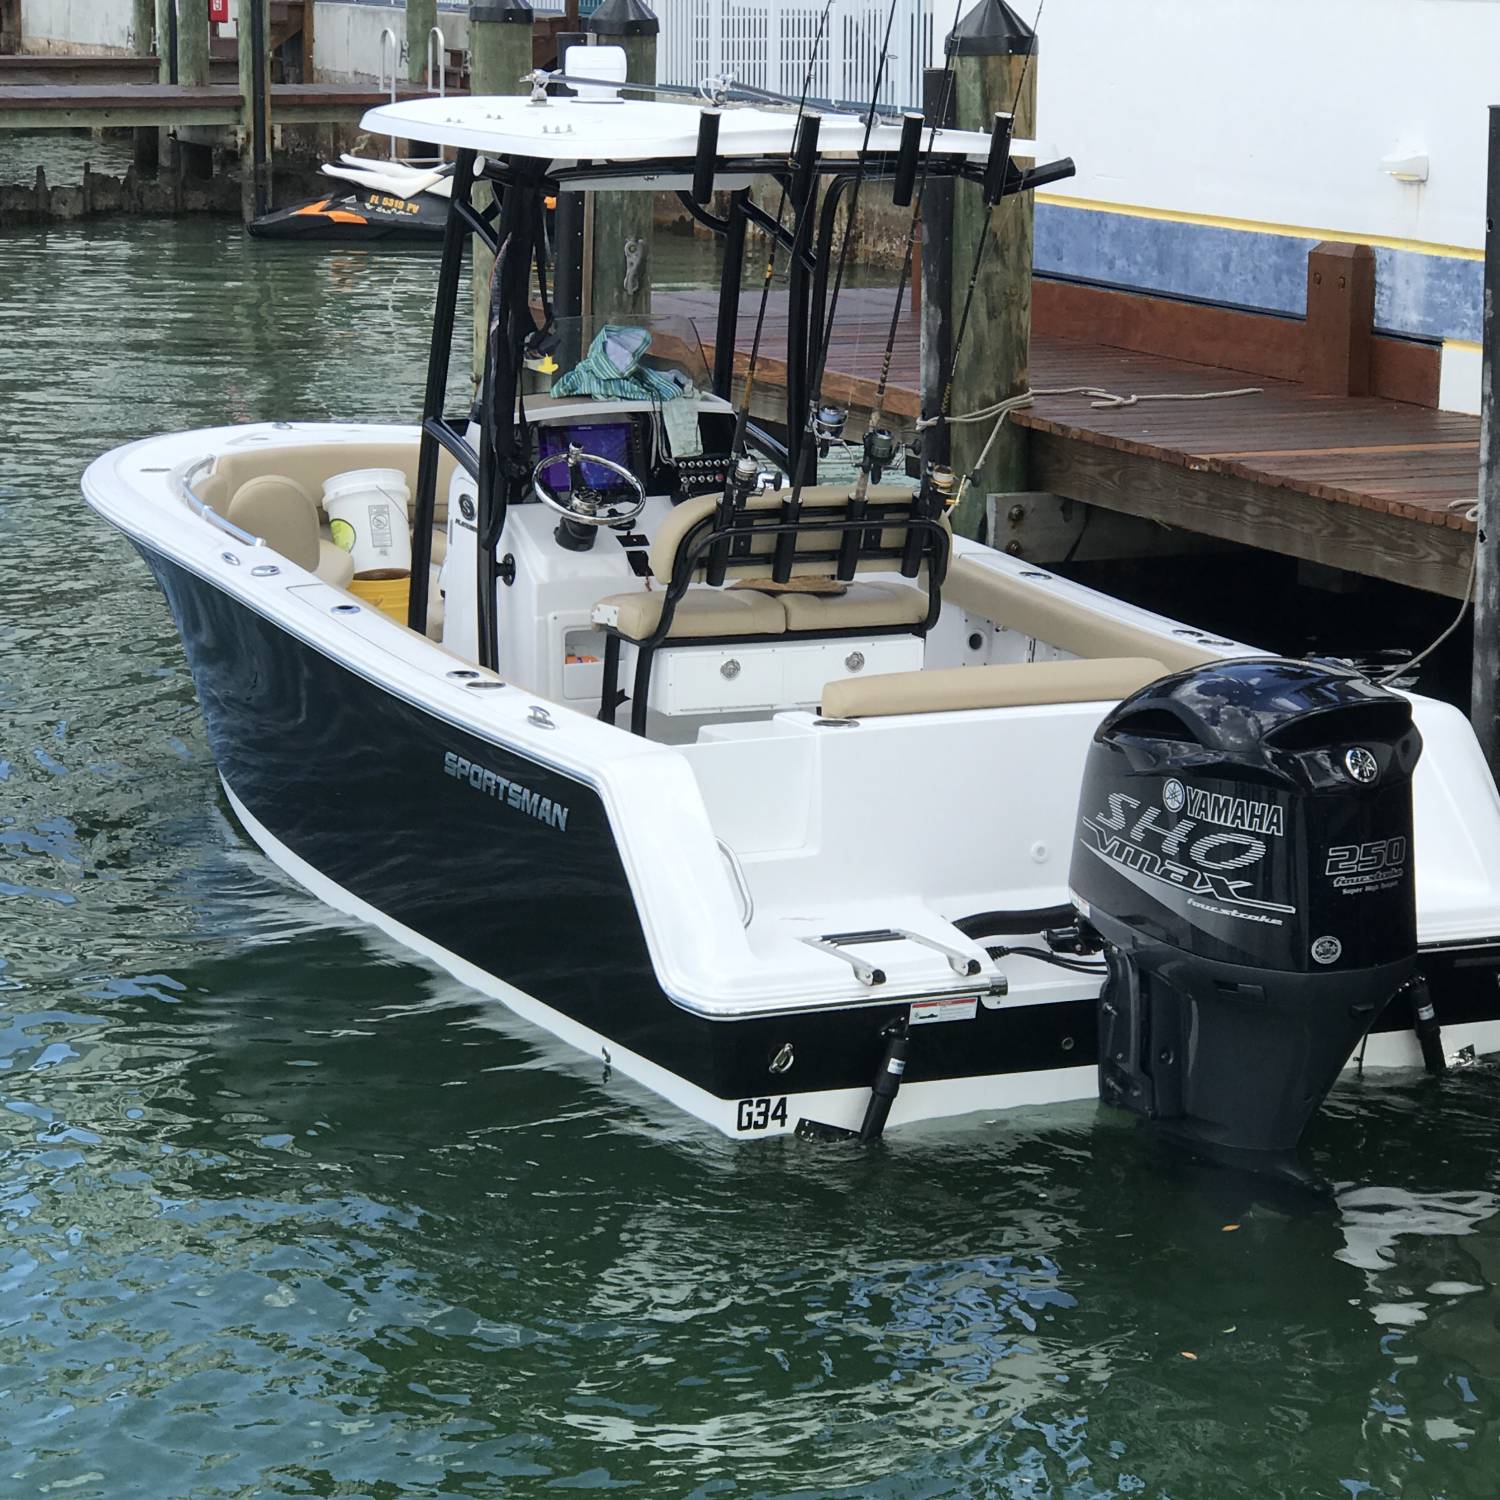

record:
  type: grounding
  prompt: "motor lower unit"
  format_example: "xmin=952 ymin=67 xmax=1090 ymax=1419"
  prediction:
xmin=1069 ymin=659 xmax=1423 ymax=1166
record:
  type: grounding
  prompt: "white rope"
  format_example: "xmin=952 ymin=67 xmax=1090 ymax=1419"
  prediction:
xmin=1033 ymin=383 xmax=1264 ymax=410
xmin=914 ymin=376 xmax=1475 ymax=687
xmin=916 ymin=383 xmax=1263 ymax=510
xmin=1377 ymin=494 xmax=1479 ymax=685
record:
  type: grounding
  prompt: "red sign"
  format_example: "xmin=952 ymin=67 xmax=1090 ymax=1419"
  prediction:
xmin=209 ymin=0 xmax=230 ymax=23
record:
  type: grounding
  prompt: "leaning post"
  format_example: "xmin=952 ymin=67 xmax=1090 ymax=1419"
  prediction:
xmin=469 ymin=1 xmax=538 ymax=385
xmin=1472 ymin=105 xmax=1500 ymax=779
xmin=946 ymin=0 xmax=1036 ymax=539
xmin=238 ymin=0 xmax=272 ymax=223
xmin=584 ymin=0 xmax=657 ymax=327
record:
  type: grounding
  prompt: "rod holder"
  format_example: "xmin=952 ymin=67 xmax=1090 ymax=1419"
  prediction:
xmin=1018 ymin=156 xmax=1077 ymax=194
xmin=791 ymin=112 xmax=822 ymax=205
xmin=983 ymin=110 xmax=1015 ymax=205
xmin=891 ymin=110 xmax=925 ymax=207
xmin=691 ymin=108 xmax=721 ymax=205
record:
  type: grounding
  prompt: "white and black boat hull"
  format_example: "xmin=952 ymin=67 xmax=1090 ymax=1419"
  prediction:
xmin=133 ymin=537 xmax=1500 ymax=1137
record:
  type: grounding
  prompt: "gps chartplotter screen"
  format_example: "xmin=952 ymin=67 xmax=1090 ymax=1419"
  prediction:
xmin=537 ymin=422 xmax=635 ymax=493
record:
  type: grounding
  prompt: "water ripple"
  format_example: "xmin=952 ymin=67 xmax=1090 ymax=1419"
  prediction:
xmin=0 ymin=208 xmax=1498 ymax=1497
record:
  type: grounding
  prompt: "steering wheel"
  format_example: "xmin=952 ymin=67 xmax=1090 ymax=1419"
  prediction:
xmin=531 ymin=444 xmax=647 ymax=527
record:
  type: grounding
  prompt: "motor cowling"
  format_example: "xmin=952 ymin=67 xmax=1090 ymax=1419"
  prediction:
xmin=1069 ymin=659 xmax=1423 ymax=1165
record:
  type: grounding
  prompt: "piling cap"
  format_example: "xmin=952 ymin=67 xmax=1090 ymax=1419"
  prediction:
xmin=585 ymin=0 xmax=660 ymax=37
xmin=470 ymin=0 xmax=535 ymax=23
xmin=945 ymin=0 xmax=1037 ymax=57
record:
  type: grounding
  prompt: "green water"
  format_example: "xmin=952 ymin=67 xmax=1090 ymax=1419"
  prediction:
xmin=5 ymin=217 xmax=1500 ymax=1499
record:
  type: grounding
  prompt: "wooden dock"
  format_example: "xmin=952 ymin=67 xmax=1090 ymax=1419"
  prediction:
xmin=658 ymin=285 xmax=1478 ymax=600
xmin=0 ymin=81 xmax=428 ymax=131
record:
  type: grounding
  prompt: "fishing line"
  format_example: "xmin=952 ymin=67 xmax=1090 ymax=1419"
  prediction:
xmin=850 ymin=0 xmax=970 ymax=489
xmin=728 ymin=0 xmax=835 ymax=463
xmin=797 ymin=0 xmax=907 ymax=482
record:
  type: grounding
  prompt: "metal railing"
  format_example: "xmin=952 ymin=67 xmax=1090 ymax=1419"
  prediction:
xmin=175 ymin=458 xmax=264 ymax=550
xmin=379 ymin=26 xmax=399 ymax=153
xmin=654 ymin=0 xmax=935 ymax=114
xmin=426 ymin=25 xmax=448 ymax=98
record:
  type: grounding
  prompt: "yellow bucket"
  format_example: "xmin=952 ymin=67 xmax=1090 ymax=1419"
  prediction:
xmin=348 ymin=572 xmax=411 ymax=623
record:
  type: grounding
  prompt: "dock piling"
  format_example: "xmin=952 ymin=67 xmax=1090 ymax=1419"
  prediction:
xmin=154 ymin=0 xmax=173 ymax=83
xmin=130 ymin=0 xmax=155 ymax=57
xmin=1472 ymin=105 xmax=1500 ymax=780
xmin=176 ymin=0 xmax=213 ymax=180
xmin=130 ymin=0 xmax=160 ymax=173
xmin=945 ymin=0 xmax=1036 ymax=538
xmin=407 ymin=0 xmax=438 ymax=87
xmin=239 ymin=0 xmax=272 ymax=221
xmin=584 ymin=0 xmax=658 ymax=327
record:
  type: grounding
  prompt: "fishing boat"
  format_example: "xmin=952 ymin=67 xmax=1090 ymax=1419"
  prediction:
xmin=82 ymin=78 xmax=1500 ymax=1169
xmin=247 ymin=154 xmax=453 ymax=242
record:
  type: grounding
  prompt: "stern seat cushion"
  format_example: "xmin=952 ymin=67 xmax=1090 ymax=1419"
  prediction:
xmin=822 ymin=657 xmax=1169 ymax=718
xmin=945 ymin=556 xmax=1217 ymax=674
xmin=594 ymin=587 xmax=786 ymax=640
xmin=778 ymin=580 xmax=929 ymax=631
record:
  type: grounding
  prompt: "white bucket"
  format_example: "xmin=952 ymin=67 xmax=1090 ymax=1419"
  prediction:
xmin=322 ymin=468 xmax=412 ymax=578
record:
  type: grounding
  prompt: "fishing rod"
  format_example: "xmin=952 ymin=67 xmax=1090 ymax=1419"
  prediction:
xmin=837 ymin=0 xmax=971 ymax=518
xmin=718 ymin=0 xmax=835 ymax=497
xmin=796 ymin=0 xmax=906 ymax=490
xmin=755 ymin=0 xmax=911 ymax=589
xmin=531 ymin=66 xmax=907 ymax=121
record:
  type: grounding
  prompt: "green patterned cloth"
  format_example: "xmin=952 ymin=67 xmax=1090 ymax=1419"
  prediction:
xmin=551 ymin=324 xmax=688 ymax=403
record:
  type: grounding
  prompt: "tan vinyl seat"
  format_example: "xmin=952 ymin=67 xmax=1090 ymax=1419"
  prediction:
xmin=778 ymin=580 xmax=930 ymax=631
xmin=594 ymin=587 xmax=786 ymax=640
xmin=822 ymin=657 xmax=1169 ymax=719
xmin=227 ymin=475 xmax=356 ymax=587
xmin=595 ymin=482 xmax=951 ymax=734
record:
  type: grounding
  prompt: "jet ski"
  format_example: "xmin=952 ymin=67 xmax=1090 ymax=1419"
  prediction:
xmin=248 ymin=156 xmax=453 ymax=242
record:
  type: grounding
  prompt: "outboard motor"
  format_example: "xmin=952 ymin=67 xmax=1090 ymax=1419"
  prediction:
xmin=1069 ymin=659 xmax=1423 ymax=1169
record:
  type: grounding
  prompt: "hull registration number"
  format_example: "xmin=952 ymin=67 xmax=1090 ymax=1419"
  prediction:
xmin=736 ymin=1096 xmax=789 ymax=1132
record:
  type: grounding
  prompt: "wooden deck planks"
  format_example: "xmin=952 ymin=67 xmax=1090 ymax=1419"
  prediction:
xmin=659 ymin=282 xmax=1480 ymax=595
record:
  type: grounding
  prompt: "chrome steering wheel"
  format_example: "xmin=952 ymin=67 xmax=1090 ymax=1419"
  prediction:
xmin=531 ymin=444 xmax=647 ymax=527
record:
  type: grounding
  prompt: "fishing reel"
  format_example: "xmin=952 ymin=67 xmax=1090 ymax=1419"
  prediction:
xmin=923 ymin=464 xmax=960 ymax=510
xmin=861 ymin=427 xmax=901 ymax=484
xmin=811 ymin=404 xmax=848 ymax=457
xmin=726 ymin=454 xmax=762 ymax=507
